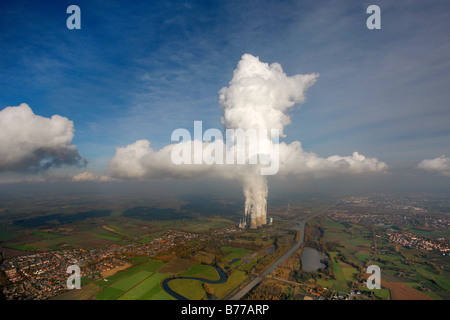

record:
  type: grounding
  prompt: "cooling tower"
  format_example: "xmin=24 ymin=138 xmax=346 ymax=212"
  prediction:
xmin=249 ymin=214 xmax=257 ymax=229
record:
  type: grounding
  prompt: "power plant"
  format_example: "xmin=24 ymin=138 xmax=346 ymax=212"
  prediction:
xmin=239 ymin=207 xmax=270 ymax=229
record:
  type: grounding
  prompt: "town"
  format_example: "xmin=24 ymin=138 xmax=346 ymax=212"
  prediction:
xmin=0 ymin=229 xmax=207 ymax=299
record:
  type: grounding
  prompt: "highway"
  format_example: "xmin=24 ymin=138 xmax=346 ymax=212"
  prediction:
xmin=227 ymin=204 xmax=332 ymax=300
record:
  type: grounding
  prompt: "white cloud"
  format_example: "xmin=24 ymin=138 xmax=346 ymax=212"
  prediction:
xmin=72 ymin=171 xmax=113 ymax=182
xmin=277 ymin=141 xmax=387 ymax=177
xmin=0 ymin=103 xmax=86 ymax=172
xmin=418 ymin=156 xmax=450 ymax=177
xmin=108 ymin=139 xmax=387 ymax=180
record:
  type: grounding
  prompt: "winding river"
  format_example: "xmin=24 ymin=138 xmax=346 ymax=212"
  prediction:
xmin=161 ymin=264 xmax=228 ymax=300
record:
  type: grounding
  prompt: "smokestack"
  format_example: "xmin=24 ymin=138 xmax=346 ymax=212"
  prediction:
xmin=261 ymin=202 xmax=267 ymax=225
xmin=256 ymin=216 xmax=263 ymax=227
xmin=250 ymin=214 xmax=257 ymax=229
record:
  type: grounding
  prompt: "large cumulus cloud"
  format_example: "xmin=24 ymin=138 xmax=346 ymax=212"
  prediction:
xmin=0 ymin=103 xmax=86 ymax=172
xmin=108 ymin=138 xmax=387 ymax=179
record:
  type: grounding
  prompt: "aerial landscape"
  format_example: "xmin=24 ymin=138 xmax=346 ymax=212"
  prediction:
xmin=1 ymin=192 xmax=449 ymax=301
xmin=0 ymin=0 xmax=449 ymax=313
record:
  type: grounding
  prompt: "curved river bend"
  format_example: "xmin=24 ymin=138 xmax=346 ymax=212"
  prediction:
xmin=161 ymin=264 xmax=228 ymax=300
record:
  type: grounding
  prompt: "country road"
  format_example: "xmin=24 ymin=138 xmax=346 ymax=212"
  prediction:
xmin=227 ymin=204 xmax=332 ymax=300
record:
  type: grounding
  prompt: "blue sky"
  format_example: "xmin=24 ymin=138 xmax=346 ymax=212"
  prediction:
xmin=1 ymin=0 xmax=449 ymax=184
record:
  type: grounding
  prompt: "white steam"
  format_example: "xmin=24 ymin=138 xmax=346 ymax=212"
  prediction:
xmin=109 ymin=54 xmax=387 ymax=227
xmin=219 ymin=54 xmax=318 ymax=227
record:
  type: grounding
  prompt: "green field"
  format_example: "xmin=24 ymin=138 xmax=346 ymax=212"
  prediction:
xmin=168 ymin=278 xmax=206 ymax=300
xmin=32 ymin=230 xmax=63 ymax=239
xmin=373 ymin=288 xmax=391 ymax=300
xmin=105 ymin=260 xmax=165 ymax=282
xmin=321 ymin=231 xmax=352 ymax=243
xmin=221 ymin=246 xmax=251 ymax=262
xmin=0 ymin=231 xmax=20 ymax=241
xmin=4 ymin=243 xmax=38 ymax=251
xmin=356 ymin=253 xmax=372 ymax=263
xmin=119 ymin=273 xmax=173 ymax=300
xmin=94 ymin=259 xmax=169 ymax=300
xmin=210 ymin=270 xmax=248 ymax=299
xmin=322 ymin=220 xmax=347 ymax=230
xmin=341 ymin=237 xmax=372 ymax=248
xmin=110 ymin=270 xmax=152 ymax=291
xmin=181 ymin=264 xmax=220 ymax=281
xmin=317 ymin=258 xmax=353 ymax=293
xmin=311 ymin=218 xmax=379 ymax=295
xmin=92 ymin=230 xmax=123 ymax=241
xmin=94 ymin=286 xmax=125 ymax=300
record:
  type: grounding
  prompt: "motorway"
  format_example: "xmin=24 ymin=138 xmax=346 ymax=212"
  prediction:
xmin=227 ymin=204 xmax=332 ymax=300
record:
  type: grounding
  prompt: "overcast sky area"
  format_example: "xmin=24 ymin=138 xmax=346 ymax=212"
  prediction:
xmin=0 ymin=0 xmax=449 ymax=197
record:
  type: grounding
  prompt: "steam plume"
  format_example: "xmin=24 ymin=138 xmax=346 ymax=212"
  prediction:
xmin=219 ymin=54 xmax=318 ymax=227
xmin=109 ymin=54 xmax=387 ymax=228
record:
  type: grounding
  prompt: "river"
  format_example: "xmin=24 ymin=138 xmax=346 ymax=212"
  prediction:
xmin=161 ymin=264 xmax=228 ymax=300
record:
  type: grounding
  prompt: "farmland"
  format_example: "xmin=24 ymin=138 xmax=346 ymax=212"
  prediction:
xmin=93 ymin=259 xmax=171 ymax=300
xmin=303 ymin=214 xmax=450 ymax=300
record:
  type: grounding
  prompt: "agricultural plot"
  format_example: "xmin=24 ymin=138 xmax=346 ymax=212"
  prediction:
xmin=181 ymin=264 xmax=220 ymax=281
xmin=321 ymin=231 xmax=352 ymax=243
xmin=32 ymin=230 xmax=63 ymax=239
xmin=167 ymin=278 xmax=206 ymax=300
xmin=0 ymin=231 xmax=20 ymax=241
xmin=4 ymin=243 xmax=38 ymax=251
xmin=322 ymin=220 xmax=347 ymax=230
xmin=314 ymin=219 xmax=374 ymax=293
xmin=181 ymin=218 xmax=233 ymax=232
xmin=94 ymin=286 xmax=125 ymax=300
xmin=341 ymin=236 xmax=372 ymax=249
xmin=316 ymin=257 xmax=356 ymax=293
xmin=356 ymin=253 xmax=372 ymax=264
xmin=370 ymin=238 xmax=450 ymax=300
xmin=221 ymin=246 xmax=251 ymax=263
xmin=26 ymin=230 xmax=120 ymax=251
xmin=210 ymin=270 xmax=248 ymax=299
xmin=110 ymin=271 xmax=152 ymax=291
xmin=105 ymin=260 xmax=165 ymax=282
xmin=159 ymin=257 xmax=196 ymax=275
xmin=119 ymin=273 xmax=173 ymax=300
xmin=194 ymin=251 xmax=216 ymax=264
xmin=91 ymin=229 xmax=123 ymax=242
xmin=94 ymin=259 xmax=169 ymax=300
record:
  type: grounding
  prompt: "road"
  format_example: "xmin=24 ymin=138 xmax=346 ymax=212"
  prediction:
xmin=227 ymin=204 xmax=332 ymax=300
